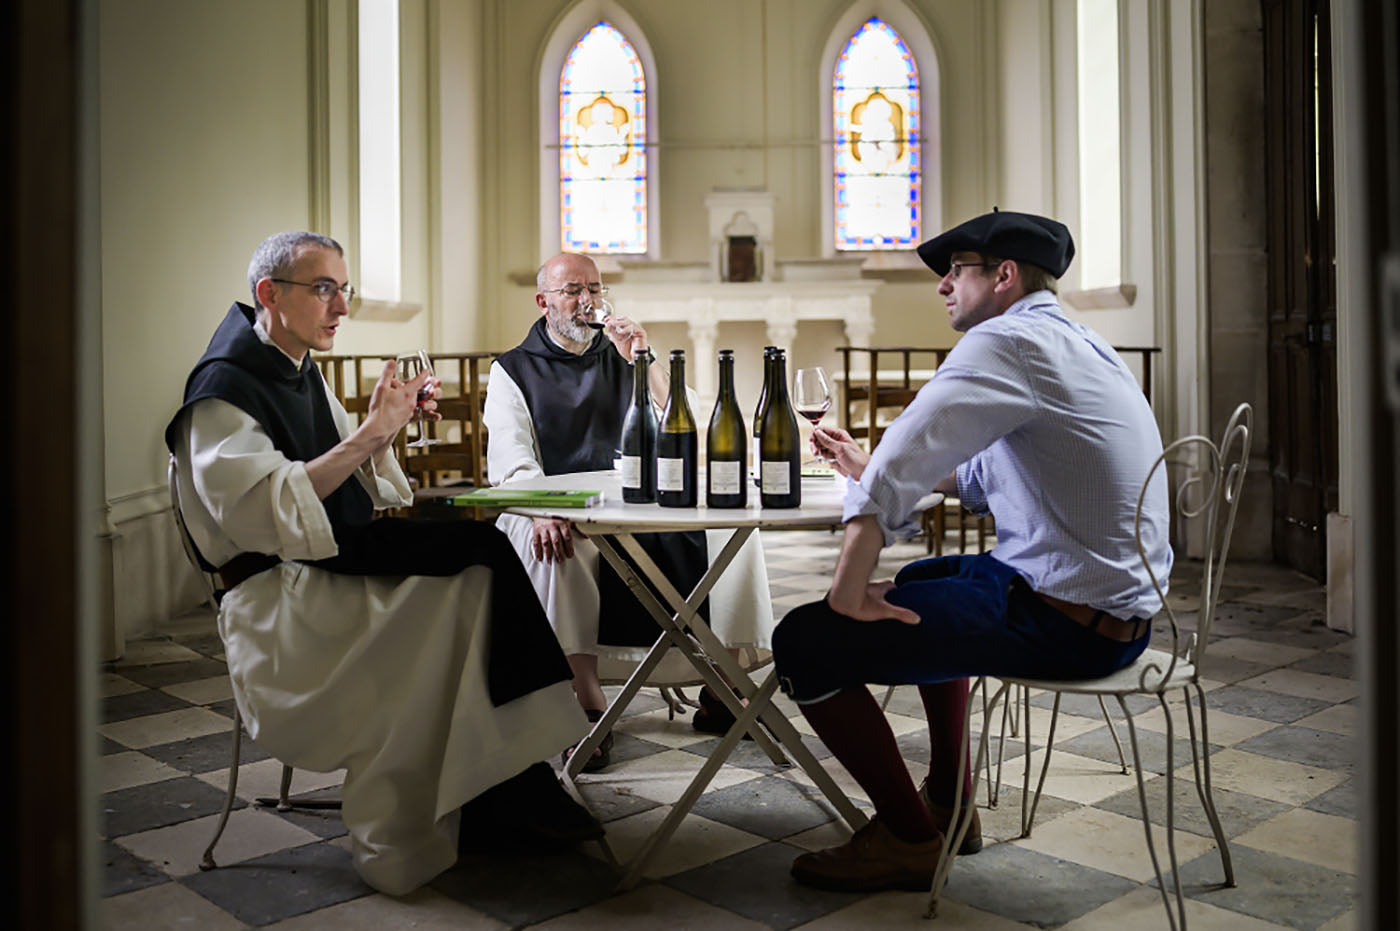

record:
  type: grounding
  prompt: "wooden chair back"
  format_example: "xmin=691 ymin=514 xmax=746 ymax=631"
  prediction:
xmin=312 ymin=352 xmax=497 ymax=492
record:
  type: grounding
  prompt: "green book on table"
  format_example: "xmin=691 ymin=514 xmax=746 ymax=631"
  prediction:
xmin=445 ymin=487 xmax=605 ymax=508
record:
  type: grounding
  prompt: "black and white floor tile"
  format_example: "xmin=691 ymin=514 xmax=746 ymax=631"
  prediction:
xmin=99 ymin=531 xmax=1357 ymax=929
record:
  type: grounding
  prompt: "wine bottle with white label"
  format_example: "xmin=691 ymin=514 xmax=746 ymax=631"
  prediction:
xmin=657 ymin=350 xmax=698 ymax=508
xmin=620 ymin=349 xmax=657 ymax=503
xmin=759 ymin=348 xmax=801 ymax=508
xmin=752 ymin=346 xmax=774 ymax=488
xmin=707 ymin=349 xmax=747 ymax=508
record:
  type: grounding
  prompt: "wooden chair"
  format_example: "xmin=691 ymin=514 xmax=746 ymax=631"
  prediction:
xmin=929 ymin=403 xmax=1252 ymax=928
xmin=314 ymin=351 xmax=496 ymax=495
xmin=398 ymin=352 xmax=495 ymax=491
xmin=167 ymin=457 xmax=340 ymax=871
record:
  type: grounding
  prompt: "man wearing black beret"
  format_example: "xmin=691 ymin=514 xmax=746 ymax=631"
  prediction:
xmin=771 ymin=209 xmax=1172 ymax=892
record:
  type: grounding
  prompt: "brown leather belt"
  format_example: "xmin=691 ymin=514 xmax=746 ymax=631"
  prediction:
xmin=1036 ymin=592 xmax=1150 ymax=643
xmin=216 ymin=552 xmax=281 ymax=592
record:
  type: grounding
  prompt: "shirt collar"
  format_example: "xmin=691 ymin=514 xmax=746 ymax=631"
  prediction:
xmin=1002 ymin=289 xmax=1062 ymax=318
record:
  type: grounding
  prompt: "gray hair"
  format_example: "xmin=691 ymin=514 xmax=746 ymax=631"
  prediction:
xmin=247 ymin=231 xmax=343 ymax=310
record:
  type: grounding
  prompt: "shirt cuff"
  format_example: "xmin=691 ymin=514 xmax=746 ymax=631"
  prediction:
xmin=955 ymin=462 xmax=989 ymax=515
xmin=841 ymin=476 xmax=919 ymax=546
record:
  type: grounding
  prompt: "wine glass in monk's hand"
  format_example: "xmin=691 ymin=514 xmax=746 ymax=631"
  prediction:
xmin=395 ymin=349 xmax=441 ymax=448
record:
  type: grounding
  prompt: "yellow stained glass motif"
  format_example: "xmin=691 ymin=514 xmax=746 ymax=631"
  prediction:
xmin=833 ymin=17 xmax=920 ymax=250
xmin=560 ymin=22 xmax=647 ymax=254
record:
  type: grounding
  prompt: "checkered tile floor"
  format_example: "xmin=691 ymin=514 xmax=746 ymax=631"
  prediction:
xmin=100 ymin=531 xmax=1357 ymax=929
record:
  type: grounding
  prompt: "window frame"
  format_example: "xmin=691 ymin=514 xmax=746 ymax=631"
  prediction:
xmin=538 ymin=1 xmax=660 ymax=263
xmin=819 ymin=1 xmax=942 ymax=258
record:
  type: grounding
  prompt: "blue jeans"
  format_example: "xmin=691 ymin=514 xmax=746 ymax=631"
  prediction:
xmin=772 ymin=553 xmax=1151 ymax=703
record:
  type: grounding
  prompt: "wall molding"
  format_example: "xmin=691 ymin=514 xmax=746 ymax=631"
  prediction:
xmin=106 ymin=484 xmax=171 ymax=527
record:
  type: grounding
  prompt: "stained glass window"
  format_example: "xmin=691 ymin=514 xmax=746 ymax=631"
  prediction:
xmin=559 ymin=22 xmax=647 ymax=254
xmin=833 ymin=17 xmax=920 ymax=250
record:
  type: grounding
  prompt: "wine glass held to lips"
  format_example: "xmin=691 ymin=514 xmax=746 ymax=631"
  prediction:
xmin=582 ymin=294 xmax=615 ymax=330
xmin=395 ymin=350 xmax=441 ymax=448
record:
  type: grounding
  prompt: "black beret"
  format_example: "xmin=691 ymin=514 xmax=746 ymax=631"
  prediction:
xmin=915 ymin=209 xmax=1075 ymax=279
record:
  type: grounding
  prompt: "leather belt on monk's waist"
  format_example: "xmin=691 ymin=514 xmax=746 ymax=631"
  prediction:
xmin=1036 ymin=592 xmax=1150 ymax=643
xmin=216 ymin=552 xmax=281 ymax=592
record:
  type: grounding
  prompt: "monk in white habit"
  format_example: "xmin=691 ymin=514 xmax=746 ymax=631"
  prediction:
xmin=484 ymin=252 xmax=775 ymax=771
xmin=166 ymin=231 xmax=601 ymax=896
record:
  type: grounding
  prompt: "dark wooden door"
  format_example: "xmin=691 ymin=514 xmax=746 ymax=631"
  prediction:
xmin=1263 ymin=0 xmax=1339 ymax=579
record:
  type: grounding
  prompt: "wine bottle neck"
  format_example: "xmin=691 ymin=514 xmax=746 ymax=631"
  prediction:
xmin=769 ymin=356 xmax=789 ymax=403
xmin=633 ymin=355 xmax=650 ymax=405
xmin=717 ymin=359 xmax=735 ymax=398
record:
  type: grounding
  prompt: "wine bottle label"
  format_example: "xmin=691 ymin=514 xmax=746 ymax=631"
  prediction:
xmin=709 ymin=460 xmax=741 ymax=494
xmin=620 ymin=455 xmax=642 ymax=488
xmin=658 ymin=457 xmax=684 ymax=491
xmin=761 ymin=461 xmax=791 ymax=494
xmin=753 ymin=438 xmax=761 ymax=478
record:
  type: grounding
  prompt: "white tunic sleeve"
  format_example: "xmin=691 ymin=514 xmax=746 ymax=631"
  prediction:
xmin=179 ymin=378 xmax=412 ymax=561
xmin=483 ymin=363 xmax=545 ymax=485
xmin=184 ymin=398 xmax=340 ymax=561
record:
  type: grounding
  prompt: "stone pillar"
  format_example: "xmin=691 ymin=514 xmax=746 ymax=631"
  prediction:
xmin=765 ymin=298 xmax=797 ymax=359
xmin=687 ymin=313 xmax=719 ymax=409
xmin=842 ymin=301 xmax=875 ymax=348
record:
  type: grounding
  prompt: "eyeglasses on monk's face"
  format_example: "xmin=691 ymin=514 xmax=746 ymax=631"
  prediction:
xmin=541 ymin=283 xmax=609 ymax=299
xmin=272 ymin=278 xmax=357 ymax=303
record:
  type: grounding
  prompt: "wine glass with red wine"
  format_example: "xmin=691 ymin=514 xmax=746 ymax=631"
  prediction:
xmin=793 ymin=366 xmax=833 ymax=462
xmin=396 ymin=349 xmax=441 ymax=448
xmin=583 ymin=294 xmax=615 ymax=331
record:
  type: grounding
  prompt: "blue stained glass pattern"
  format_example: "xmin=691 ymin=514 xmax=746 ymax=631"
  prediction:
xmin=833 ymin=17 xmax=920 ymax=250
xmin=559 ymin=21 xmax=647 ymax=253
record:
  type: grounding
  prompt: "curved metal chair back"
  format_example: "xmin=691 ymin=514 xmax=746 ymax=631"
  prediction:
xmin=1135 ymin=402 xmax=1253 ymax=691
xmin=930 ymin=403 xmax=1253 ymax=930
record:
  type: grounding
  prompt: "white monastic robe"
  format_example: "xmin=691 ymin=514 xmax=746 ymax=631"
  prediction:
xmin=171 ymin=343 xmax=585 ymax=895
xmin=483 ymin=330 xmax=774 ymax=685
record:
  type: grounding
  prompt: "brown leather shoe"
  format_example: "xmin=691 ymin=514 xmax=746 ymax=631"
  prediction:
xmin=790 ymin=818 xmax=943 ymax=892
xmin=918 ymin=778 xmax=983 ymax=855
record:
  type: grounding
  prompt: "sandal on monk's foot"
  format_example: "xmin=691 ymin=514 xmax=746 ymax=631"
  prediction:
xmin=561 ymin=708 xmax=613 ymax=773
xmin=692 ymin=685 xmax=753 ymax=739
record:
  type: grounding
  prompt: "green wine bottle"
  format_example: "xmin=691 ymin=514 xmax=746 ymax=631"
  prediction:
xmin=759 ymin=348 xmax=801 ymax=508
xmin=707 ymin=349 xmax=747 ymax=508
xmin=657 ymin=350 xmax=698 ymax=508
xmin=752 ymin=346 xmax=774 ymax=488
xmin=620 ymin=349 xmax=657 ymax=503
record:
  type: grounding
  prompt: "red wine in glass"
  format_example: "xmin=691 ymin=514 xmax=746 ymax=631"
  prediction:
xmin=396 ymin=350 xmax=441 ymax=448
xmin=584 ymin=294 xmax=615 ymax=330
xmin=793 ymin=366 xmax=833 ymax=462
xmin=795 ymin=400 xmax=831 ymax=426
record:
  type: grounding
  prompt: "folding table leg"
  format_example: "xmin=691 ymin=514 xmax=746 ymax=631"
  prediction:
xmin=613 ymin=531 xmax=789 ymax=766
xmin=616 ymin=675 xmax=780 ymax=889
xmin=582 ymin=527 xmax=868 ymax=882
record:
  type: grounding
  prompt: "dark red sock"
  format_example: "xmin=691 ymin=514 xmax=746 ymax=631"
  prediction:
xmin=798 ymin=686 xmax=938 ymax=843
xmin=918 ymin=679 xmax=974 ymax=807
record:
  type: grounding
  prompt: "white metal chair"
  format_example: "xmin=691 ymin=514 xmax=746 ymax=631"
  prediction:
xmin=167 ymin=456 xmax=340 ymax=871
xmin=929 ymin=402 xmax=1251 ymax=929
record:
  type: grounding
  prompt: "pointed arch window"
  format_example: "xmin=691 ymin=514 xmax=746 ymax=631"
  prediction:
xmin=833 ymin=17 xmax=920 ymax=251
xmin=558 ymin=22 xmax=648 ymax=254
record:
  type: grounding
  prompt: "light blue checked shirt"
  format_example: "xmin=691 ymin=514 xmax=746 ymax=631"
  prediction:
xmin=844 ymin=291 xmax=1172 ymax=620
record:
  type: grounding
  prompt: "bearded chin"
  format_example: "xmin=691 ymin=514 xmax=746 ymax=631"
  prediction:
xmin=551 ymin=311 xmax=592 ymax=343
